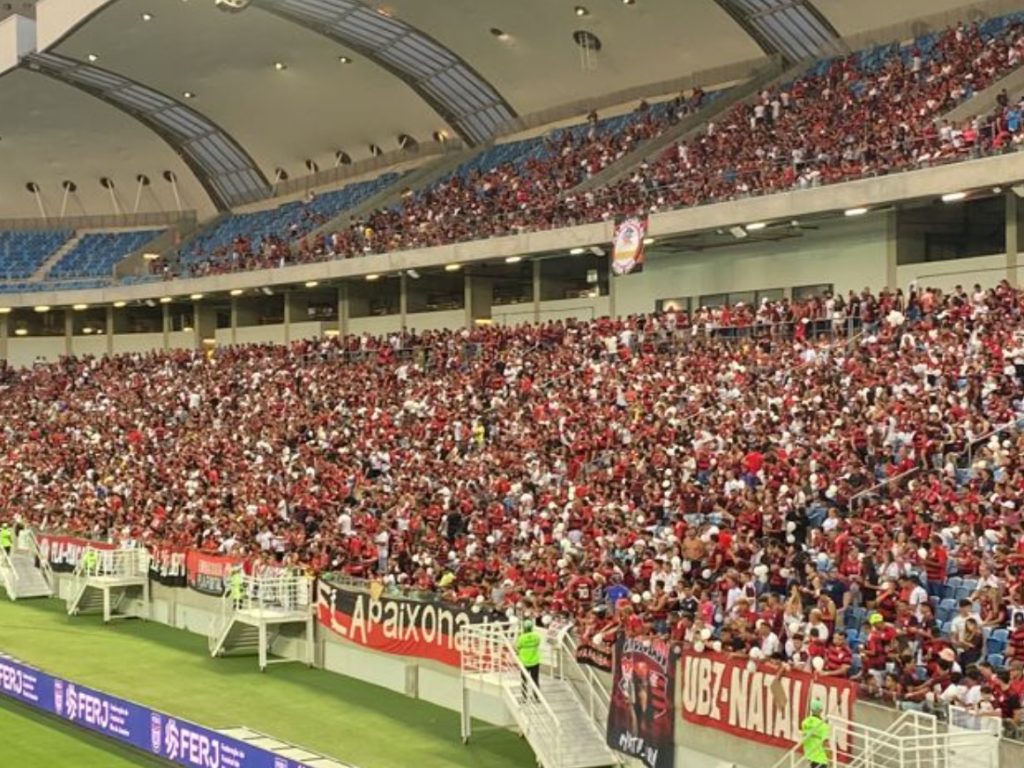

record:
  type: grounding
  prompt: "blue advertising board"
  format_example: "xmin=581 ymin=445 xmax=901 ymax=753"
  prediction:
xmin=0 ymin=654 xmax=313 ymax=768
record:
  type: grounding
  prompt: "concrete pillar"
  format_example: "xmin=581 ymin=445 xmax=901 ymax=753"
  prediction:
xmin=193 ymin=303 xmax=216 ymax=350
xmin=465 ymin=274 xmax=492 ymax=327
xmin=337 ymin=284 xmax=349 ymax=337
xmin=64 ymin=311 xmax=73 ymax=356
xmin=230 ymin=298 xmax=238 ymax=345
xmin=608 ymin=270 xmax=617 ymax=320
xmin=105 ymin=306 xmax=114 ymax=356
xmin=884 ymin=209 xmax=899 ymax=291
xmin=399 ymin=272 xmax=408 ymax=330
xmin=0 ymin=314 xmax=8 ymax=362
xmin=1007 ymin=190 xmax=1019 ymax=287
xmin=532 ymin=260 xmax=541 ymax=324
xmin=162 ymin=303 xmax=171 ymax=351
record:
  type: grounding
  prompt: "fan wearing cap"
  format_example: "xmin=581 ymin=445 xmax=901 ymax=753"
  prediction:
xmin=801 ymin=699 xmax=831 ymax=768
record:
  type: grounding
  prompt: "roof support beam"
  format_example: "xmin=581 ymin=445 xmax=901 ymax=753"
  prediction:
xmin=712 ymin=0 xmax=841 ymax=63
xmin=22 ymin=51 xmax=271 ymax=211
xmin=252 ymin=0 xmax=516 ymax=146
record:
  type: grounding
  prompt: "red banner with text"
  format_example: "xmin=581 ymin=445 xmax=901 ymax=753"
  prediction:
xmin=35 ymin=533 xmax=116 ymax=572
xmin=679 ymin=652 xmax=856 ymax=758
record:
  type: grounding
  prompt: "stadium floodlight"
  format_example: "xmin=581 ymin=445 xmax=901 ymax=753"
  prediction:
xmin=745 ymin=221 xmax=767 ymax=231
xmin=844 ymin=207 xmax=869 ymax=217
xmin=941 ymin=191 xmax=968 ymax=203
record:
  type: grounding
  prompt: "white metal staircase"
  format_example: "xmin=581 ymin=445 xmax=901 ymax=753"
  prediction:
xmin=66 ymin=546 xmax=149 ymax=622
xmin=208 ymin=572 xmax=314 ymax=672
xmin=0 ymin=529 xmax=54 ymax=600
xmin=460 ymin=622 xmax=620 ymax=768
xmin=770 ymin=708 xmax=999 ymax=768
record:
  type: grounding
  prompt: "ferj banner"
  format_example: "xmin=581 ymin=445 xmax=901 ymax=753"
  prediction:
xmin=0 ymin=653 xmax=321 ymax=768
xmin=606 ymin=635 xmax=678 ymax=768
xmin=611 ymin=216 xmax=648 ymax=276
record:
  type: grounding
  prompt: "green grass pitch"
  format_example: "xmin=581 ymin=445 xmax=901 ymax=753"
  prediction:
xmin=0 ymin=599 xmax=534 ymax=768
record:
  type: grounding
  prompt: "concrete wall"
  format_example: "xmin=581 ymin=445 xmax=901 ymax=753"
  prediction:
xmin=404 ymin=309 xmax=466 ymax=333
xmin=617 ymin=216 xmax=889 ymax=316
xmin=5 ymin=336 xmax=65 ymax=368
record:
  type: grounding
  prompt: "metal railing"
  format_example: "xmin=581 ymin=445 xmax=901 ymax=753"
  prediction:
xmin=21 ymin=529 xmax=53 ymax=594
xmin=460 ymin=621 xmax=565 ymax=768
xmin=0 ymin=539 xmax=17 ymax=598
xmin=555 ymin=630 xmax=613 ymax=731
xmin=770 ymin=709 xmax=999 ymax=768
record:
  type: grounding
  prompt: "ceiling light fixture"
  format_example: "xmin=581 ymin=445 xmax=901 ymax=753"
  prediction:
xmin=87 ymin=53 xmax=99 ymax=62
xmin=33 ymin=305 xmax=50 ymax=313
xmin=575 ymin=5 xmax=589 ymax=16
xmin=941 ymin=191 xmax=968 ymax=203
xmin=745 ymin=222 xmax=767 ymax=231
xmin=622 ymin=0 xmax=636 ymax=5
xmin=844 ymin=207 xmax=869 ymax=217
xmin=643 ymin=237 xmax=656 ymax=246
xmin=159 ymin=297 xmax=172 ymax=304
xmin=190 ymin=293 xmax=203 ymax=300
xmin=274 ymin=61 xmax=287 ymax=71
xmin=569 ymin=247 xmax=586 ymax=255
xmin=505 ymin=256 xmax=522 ymax=264
xmin=0 ymin=308 xmax=11 ymax=314
xmin=113 ymin=301 xmax=127 ymax=308
xmin=338 ymin=56 xmax=352 ymax=64
xmin=141 ymin=12 xmax=154 ymax=21
xmin=365 ymin=273 xmax=380 ymax=281
xmin=490 ymin=28 xmax=510 ymax=41
xmin=182 ymin=91 xmax=196 ymax=100
xmin=304 ymin=280 xmax=319 ymax=287
xmin=230 ymin=289 xmax=244 ymax=296
xmin=14 ymin=328 xmax=27 ymax=336
xmin=72 ymin=303 xmax=89 ymax=311
xmin=445 ymin=264 xmax=461 ymax=272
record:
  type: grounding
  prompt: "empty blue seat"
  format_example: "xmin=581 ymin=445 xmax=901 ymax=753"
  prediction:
xmin=988 ymin=653 xmax=1005 ymax=669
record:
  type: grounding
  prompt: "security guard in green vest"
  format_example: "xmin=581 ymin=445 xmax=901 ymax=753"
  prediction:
xmin=82 ymin=548 xmax=98 ymax=575
xmin=0 ymin=523 xmax=12 ymax=555
xmin=516 ymin=618 xmax=543 ymax=701
xmin=801 ymin=699 xmax=831 ymax=768
xmin=229 ymin=566 xmax=244 ymax=609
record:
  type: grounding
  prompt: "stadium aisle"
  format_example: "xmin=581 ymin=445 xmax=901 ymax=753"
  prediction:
xmin=0 ymin=600 xmax=534 ymax=768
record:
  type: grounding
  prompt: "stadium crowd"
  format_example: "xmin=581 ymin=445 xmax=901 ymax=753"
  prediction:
xmin=2 ymin=279 xmax=1024 ymax=732
xmin=177 ymin=17 xmax=1024 ymax=278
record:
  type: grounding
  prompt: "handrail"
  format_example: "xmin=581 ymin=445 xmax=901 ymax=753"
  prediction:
xmin=848 ymin=465 xmax=922 ymax=508
xmin=965 ymin=418 xmax=1020 ymax=467
xmin=557 ymin=631 xmax=612 ymax=729
xmin=23 ymin=529 xmax=53 ymax=592
xmin=0 ymin=540 xmax=19 ymax=599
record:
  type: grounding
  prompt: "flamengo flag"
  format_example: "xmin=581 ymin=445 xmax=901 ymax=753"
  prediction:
xmin=606 ymin=635 xmax=677 ymax=768
xmin=611 ymin=216 xmax=648 ymax=275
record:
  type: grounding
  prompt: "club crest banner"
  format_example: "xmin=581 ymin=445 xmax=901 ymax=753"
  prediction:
xmin=611 ymin=217 xmax=648 ymax=275
xmin=606 ymin=635 xmax=677 ymax=768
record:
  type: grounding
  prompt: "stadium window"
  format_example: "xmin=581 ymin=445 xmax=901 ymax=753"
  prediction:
xmin=728 ymin=290 xmax=756 ymax=307
xmin=755 ymin=288 xmax=785 ymax=305
xmin=791 ymin=284 xmax=833 ymax=301
xmin=698 ymin=293 xmax=728 ymax=308
xmin=655 ymin=297 xmax=690 ymax=314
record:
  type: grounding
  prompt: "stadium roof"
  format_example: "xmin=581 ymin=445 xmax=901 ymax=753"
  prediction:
xmin=0 ymin=0 xmax=1003 ymax=218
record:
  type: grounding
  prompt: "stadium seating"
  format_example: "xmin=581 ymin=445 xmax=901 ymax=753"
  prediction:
xmin=0 ymin=229 xmax=73 ymax=280
xmin=48 ymin=229 xmax=163 ymax=279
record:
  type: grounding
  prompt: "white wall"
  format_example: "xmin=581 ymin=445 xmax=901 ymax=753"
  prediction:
xmin=896 ymin=253 xmax=1008 ymax=293
xmin=539 ymin=296 xmax=610 ymax=322
xmin=348 ymin=314 xmax=403 ymax=337
xmin=6 ymin=337 xmax=65 ymax=368
xmin=491 ymin=303 xmax=537 ymax=327
xmin=35 ymin=0 xmax=110 ymax=51
xmin=618 ymin=216 xmax=889 ymax=316
xmin=112 ymin=332 xmax=164 ymax=356
xmin=404 ymin=309 xmax=466 ymax=333
xmin=288 ymin=321 xmax=327 ymax=342
xmin=70 ymin=335 xmax=108 ymax=358
xmin=232 ymin=324 xmax=286 ymax=346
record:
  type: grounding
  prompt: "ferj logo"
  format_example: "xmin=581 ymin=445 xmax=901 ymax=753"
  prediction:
xmin=151 ymin=713 xmax=164 ymax=755
xmin=164 ymin=718 xmax=181 ymax=761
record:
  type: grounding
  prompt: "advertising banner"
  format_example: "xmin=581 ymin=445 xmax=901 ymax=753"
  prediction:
xmin=185 ymin=550 xmax=242 ymax=596
xmin=679 ymin=652 xmax=857 ymax=758
xmin=0 ymin=653 xmax=321 ymax=768
xmin=316 ymin=581 xmax=503 ymax=667
xmin=35 ymin=533 xmax=115 ymax=572
xmin=606 ymin=635 xmax=677 ymax=768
